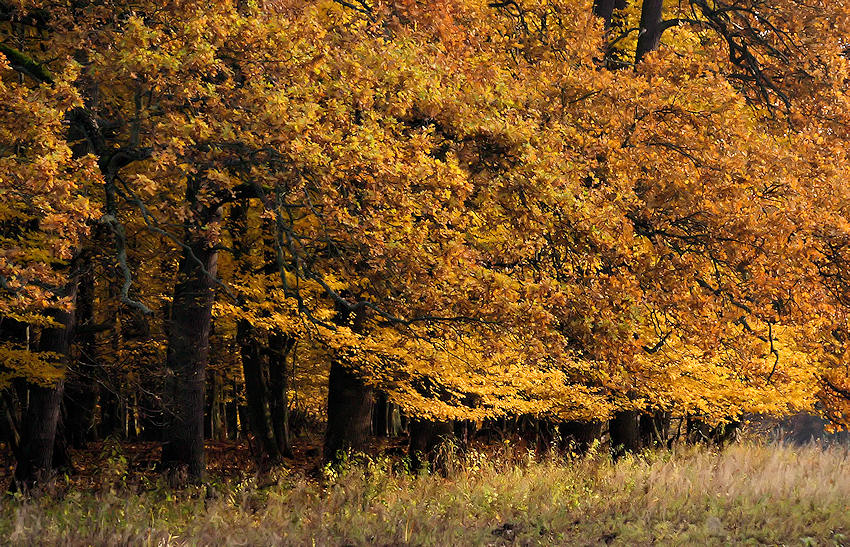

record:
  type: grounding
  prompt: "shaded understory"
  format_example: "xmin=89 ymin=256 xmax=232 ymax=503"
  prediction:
xmin=2 ymin=442 xmax=849 ymax=545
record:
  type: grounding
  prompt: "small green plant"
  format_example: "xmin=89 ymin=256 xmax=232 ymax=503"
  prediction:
xmin=98 ymin=438 xmax=129 ymax=490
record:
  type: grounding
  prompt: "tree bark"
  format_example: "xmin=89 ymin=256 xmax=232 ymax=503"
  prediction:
xmin=560 ymin=420 xmax=605 ymax=454
xmin=323 ymin=302 xmax=373 ymax=464
xmin=635 ymin=0 xmax=664 ymax=64
xmin=609 ymin=410 xmax=641 ymax=458
xmin=0 ymin=321 xmax=28 ymax=464
xmin=639 ymin=411 xmax=670 ymax=448
xmin=593 ymin=0 xmax=627 ymax=30
xmin=372 ymin=391 xmax=390 ymax=437
xmin=408 ymin=418 xmax=454 ymax=473
xmin=0 ymin=390 xmax=22 ymax=463
xmin=323 ymin=359 xmax=374 ymax=464
xmin=14 ymin=384 xmax=66 ymax=489
xmin=389 ymin=404 xmax=403 ymax=437
xmin=63 ymin=265 xmax=98 ymax=448
xmin=160 ymin=179 xmax=220 ymax=482
xmin=268 ymin=331 xmax=294 ymax=458
xmin=237 ymin=319 xmax=279 ymax=460
xmin=205 ymin=371 xmax=226 ymax=441
xmin=14 ymin=290 xmax=77 ymax=490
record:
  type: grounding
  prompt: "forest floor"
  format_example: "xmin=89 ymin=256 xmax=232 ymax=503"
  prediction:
xmin=2 ymin=439 xmax=850 ymax=545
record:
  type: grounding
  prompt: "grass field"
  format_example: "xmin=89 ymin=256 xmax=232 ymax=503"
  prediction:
xmin=2 ymin=441 xmax=850 ymax=545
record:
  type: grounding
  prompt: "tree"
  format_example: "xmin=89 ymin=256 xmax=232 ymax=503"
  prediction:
xmin=3 ymin=0 xmax=850 ymax=486
xmin=0 ymin=42 xmax=98 ymax=487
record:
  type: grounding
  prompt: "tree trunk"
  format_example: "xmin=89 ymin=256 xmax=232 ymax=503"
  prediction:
xmin=208 ymin=372 xmax=226 ymax=441
xmin=14 ymin=295 xmax=77 ymax=490
xmin=389 ymin=403 xmax=403 ymax=437
xmin=609 ymin=410 xmax=640 ymax=458
xmin=560 ymin=420 xmax=605 ymax=454
xmin=0 ymin=390 xmax=22 ymax=463
xmin=323 ymin=360 xmax=373 ymax=464
xmin=593 ymin=0 xmax=627 ymax=30
xmin=160 ymin=184 xmax=220 ymax=482
xmin=98 ymin=387 xmax=123 ymax=438
xmin=323 ymin=302 xmax=373 ymax=464
xmin=237 ymin=319 xmax=279 ymax=460
xmin=409 ymin=418 xmax=454 ymax=473
xmin=453 ymin=419 xmax=472 ymax=446
xmin=372 ymin=391 xmax=390 ymax=437
xmin=226 ymin=396 xmax=239 ymax=440
xmin=237 ymin=404 xmax=249 ymax=439
xmin=64 ymin=265 xmax=98 ymax=448
xmin=14 ymin=384 xmax=66 ymax=490
xmin=635 ymin=0 xmax=664 ymax=64
xmin=63 ymin=378 xmax=97 ymax=448
xmin=0 ymin=321 xmax=28 ymax=464
xmin=52 ymin=413 xmax=72 ymax=472
xmin=268 ymin=331 xmax=294 ymax=458
xmin=639 ymin=411 xmax=670 ymax=448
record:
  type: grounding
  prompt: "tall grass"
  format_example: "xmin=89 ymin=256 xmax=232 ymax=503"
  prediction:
xmin=2 ymin=442 xmax=849 ymax=545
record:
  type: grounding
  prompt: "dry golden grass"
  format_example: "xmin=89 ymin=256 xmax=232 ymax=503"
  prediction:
xmin=2 ymin=441 xmax=850 ymax=545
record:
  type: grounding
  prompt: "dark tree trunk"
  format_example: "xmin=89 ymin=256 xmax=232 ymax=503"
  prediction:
xmin=714 ymin=420 xmax=740 ymax=445
xmin=560 ymin=420 xmax=605 ymax=454
xmin=372 ymin=391 xmax=390 ymax=437
xmin=237 ymin=319 xmax=279 ymax=460
xmin=409 ymin=418 xmax=454 ymax=473
xmin=14 ymin=295 xmax=77 ymax=490
xmin=64 ymin=265 xmax=98 ymax=448
xmin=208 ymin=372 xmax=226 ymax=441
xmin=594 ymin=0 xmax=627 ymax=68
xmin=268 ymin=331 xmax=294 ymax=458
xmin=160 ymin=180 xmax=220 ymax=482
xmin=635 ymin=0 xmax=664 ymax=64
xmin=226 ymin=396 xmax=239 ymax=440
xmin=323 ymin=360 xmax=374 ymax=464
xmin=14 ymin=384 xmax=66 ymax=489
xmin=609 ymin=410 xmax=641 ymax=458
xmin=0 ymin=390 xmax=22 ymax=463
xmin=63 ymin=379 xmax=97 ymax=448
xmin=323 ymin=302 xmax=373 ymax=464
xmin=161 ymin=244 xmax=217 ymax=480
xmin=0 ymin=321 xmax=28 ymax=464
xmin=593 ymin=0 xmax=627 ymax=30
xmin=52 ymin=414 xmax=72 ymax=472
xmin=98 ymin=388 xmax=123 ymax=438
xmin=639 ymin=411 xmax=670 ymax=448
xmin=453 ymin=419 xmax=472 ymax=446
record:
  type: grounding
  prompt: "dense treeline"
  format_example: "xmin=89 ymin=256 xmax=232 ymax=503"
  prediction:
xmin=2 ymin=0 xmax=850 ymax=489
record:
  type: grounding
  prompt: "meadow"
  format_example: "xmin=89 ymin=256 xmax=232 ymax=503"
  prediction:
xmin=2 ymin=441 xmax=849 ymax=546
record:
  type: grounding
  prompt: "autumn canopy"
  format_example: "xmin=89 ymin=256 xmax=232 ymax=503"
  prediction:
xmin=2 ymin=0 xmax=850 ymax=485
